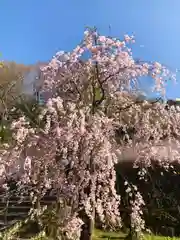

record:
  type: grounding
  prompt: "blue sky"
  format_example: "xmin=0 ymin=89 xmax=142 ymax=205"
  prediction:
xmin=0 ymin=0 xmax=180 ymax=99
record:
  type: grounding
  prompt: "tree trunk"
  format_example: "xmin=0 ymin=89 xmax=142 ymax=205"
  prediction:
xmin=79 ymin=207 xmax=95 ymax=240
xmin=80 ymin=135 xmax=96 ymax=240
xmin=80 ymin=215 xmax=94 ymax=240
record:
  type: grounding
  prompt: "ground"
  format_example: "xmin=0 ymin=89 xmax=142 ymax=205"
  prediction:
xmin=93 ymin=229 xmax=180 ymax=240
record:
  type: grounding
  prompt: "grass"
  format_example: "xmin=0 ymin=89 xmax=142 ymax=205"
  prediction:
xmin=93 ymin=229 xmax=180 ymax=240
xmin=93 ymin=229 xmax=126 ymax=239
xmin=145 ymin=235 xmax=180 ymax=240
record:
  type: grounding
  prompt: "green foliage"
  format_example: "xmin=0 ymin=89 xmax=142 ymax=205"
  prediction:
xmin=29 ymin=231 xmax=48 ymax=240
xmin=94 ymin=87 xmax=103 ymax=102
xmin=0 ymin=120 xmax=12 ymax=144
xmin=11 ymin=97 xmax=45 ymax=128
xmin=0 ymin=221 xmax=23 ymax=240
xmin=0 ymin=97 xmax=44 ymax=145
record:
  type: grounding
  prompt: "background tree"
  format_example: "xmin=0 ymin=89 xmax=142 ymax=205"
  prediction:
xmin=0 ymin=61 xmax=31 ymax=117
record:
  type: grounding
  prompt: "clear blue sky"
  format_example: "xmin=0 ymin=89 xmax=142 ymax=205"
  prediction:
xmin=0 ymin=0 xmax=180 ymax=98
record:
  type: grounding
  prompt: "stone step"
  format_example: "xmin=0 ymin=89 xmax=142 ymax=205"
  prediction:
xmin=0 ymin=196 xmax=56 ymax=206
xmin=0 ymin=196 xmax=57 ymax=201
xmin=0 ymin=214 xmax=27 ymax=227
xmin=0 ymin=206 xmax=30 ymax=214
xmin=0 ymin=193 xmax=58 ymax=231
xmin=0 ymin=199 xmax=55 ymax=204
xmin=0 ymin=212 xmax=27 ymax=218
xmin=0 ymin=219 xmax=17 ymax=228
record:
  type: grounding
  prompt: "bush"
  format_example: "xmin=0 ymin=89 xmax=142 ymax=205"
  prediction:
xmin=116 ymin=161 xmax=180 ymax=236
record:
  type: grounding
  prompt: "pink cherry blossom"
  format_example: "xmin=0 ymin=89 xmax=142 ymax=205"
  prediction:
xmin=0 ymin=28 xmax=178 ymax=239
